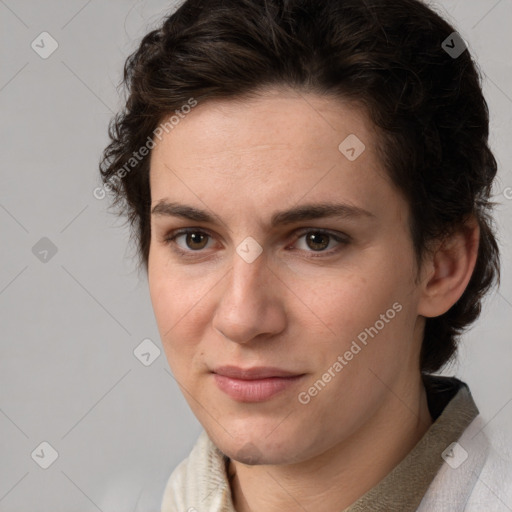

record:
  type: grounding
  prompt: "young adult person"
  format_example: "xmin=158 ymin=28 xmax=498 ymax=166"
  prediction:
xmin=99 ymin=0 xmax=512 ymax=510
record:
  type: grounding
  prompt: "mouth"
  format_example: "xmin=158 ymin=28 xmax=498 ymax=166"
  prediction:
xmin=211 ymin=366 xmax=306 ymax=403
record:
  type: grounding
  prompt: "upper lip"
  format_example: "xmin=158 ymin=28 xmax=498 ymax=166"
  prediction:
xmin=212 ymin=366 xmax=303 ymax=380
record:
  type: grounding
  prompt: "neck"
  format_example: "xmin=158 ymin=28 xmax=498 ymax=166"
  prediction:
xmin=228 ymin=374 xmax=432 ymax=512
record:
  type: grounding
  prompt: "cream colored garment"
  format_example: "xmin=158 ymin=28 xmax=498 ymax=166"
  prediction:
xmin=160 ymin=378 xmax=512 ymax=511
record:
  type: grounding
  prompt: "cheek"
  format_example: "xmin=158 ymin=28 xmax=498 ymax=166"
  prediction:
xmin=293 ymin=249 xmax=416 ymax=368
xmin=149 ymin=249 xmax=195 ymax=327
xmin=148 ymin=258 xmax=187 ymax=351
xmin=148 ymin=257 xmax=173 ymax=328
xmin=149 ymin=280 xmax=195 ymax=377
xmin=148 ymin=257 xmax=214 ymax=365
xmin=292 ymin=257 xmax=407 ymax=333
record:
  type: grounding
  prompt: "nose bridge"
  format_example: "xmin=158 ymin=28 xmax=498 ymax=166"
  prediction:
xmin=213 ymin=246 xmax=284 ymax=343
xmin=226 ymin=248 xmax=269 ymax=310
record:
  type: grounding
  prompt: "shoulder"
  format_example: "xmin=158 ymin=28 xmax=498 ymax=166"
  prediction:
xmin=160 ymin=430 xmax=234 ymax=512
xmin=160 ymin=430 xmax=210 ymax=509
xmin=418 ymin=415 xmax=512 ymax=512
xmin=464 ymin=425 xmax=512 ymax=511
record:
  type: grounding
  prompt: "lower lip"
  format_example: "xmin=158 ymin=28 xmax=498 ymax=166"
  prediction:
xmin=213 ymin=374 xmax=305 ymax=402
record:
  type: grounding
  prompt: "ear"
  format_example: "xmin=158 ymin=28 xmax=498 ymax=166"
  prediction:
xmin=417 ymin=216 xmax=480 ymax=318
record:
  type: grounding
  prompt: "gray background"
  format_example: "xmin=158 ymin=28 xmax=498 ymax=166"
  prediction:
xmin=0 ymin=1 xmax=511 ymax=511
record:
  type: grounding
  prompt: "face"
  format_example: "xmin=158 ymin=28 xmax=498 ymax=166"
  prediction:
xmin=148 ymin=88 xmax=426 ymax=466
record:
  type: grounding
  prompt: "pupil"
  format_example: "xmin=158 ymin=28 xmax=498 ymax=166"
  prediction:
xmin=188 ymin=232 xmax=207 ymax=249
xmin=308 ymin=233 xmax=328 ymax=251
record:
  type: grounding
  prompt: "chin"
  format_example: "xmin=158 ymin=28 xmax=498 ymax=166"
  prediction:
xmin=208 ymin=423 xmax=309 ymax=466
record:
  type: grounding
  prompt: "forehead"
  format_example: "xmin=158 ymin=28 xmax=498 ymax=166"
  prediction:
xmin=152 ymin=88 xmax=376 ymax=171
xmin=148 ymin=88 xmax=405 ymax=225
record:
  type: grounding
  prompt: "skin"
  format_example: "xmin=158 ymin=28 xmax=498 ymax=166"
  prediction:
xmin=147 ymin=87 xmax=479 ymax=512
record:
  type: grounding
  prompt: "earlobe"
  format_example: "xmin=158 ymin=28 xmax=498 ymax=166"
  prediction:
xmin=417 ymin=217 xmax=480 ymax=318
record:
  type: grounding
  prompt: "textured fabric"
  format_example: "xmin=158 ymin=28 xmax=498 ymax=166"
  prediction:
xmin=160 ymin=376 xmax=512 ymax=512
xmin=416 ymin=412 xmax=512 ymax=512
xmin=342 ymin=375 xmax=478 ymax=511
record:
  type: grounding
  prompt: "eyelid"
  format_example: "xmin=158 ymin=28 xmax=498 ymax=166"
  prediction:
xmin=163 ymin=227 xmax=219 ymax=254
xmin=291 ymin=227 xmax=351 ymax=244
xmin=163 ymin=227 xmax=350 ymax=257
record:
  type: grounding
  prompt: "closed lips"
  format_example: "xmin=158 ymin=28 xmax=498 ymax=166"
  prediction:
xmin=212 ymin=366 xmax=304 ymax=379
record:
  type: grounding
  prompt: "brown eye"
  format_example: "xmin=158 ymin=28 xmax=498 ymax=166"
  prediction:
xmin=184 ymin=232 xmax=209 ymax=250
xmin=292 ymin=229 xmax=349 ymax=257
xmin=305 ymin=232 xmax=330 ymax=251
xmin=164 ymin=229 xmax=214 ymax=253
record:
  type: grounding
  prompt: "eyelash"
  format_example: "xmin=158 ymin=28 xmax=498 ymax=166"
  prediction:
xmin=162 ymin=228 xmax=350 ymax=259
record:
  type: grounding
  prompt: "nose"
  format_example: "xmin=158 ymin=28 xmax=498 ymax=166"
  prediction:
xmin=211 ymin=249 xmax=287 ymax=345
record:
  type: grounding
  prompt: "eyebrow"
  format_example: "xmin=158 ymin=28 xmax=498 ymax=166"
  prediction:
xmin=151 ymin=200 xmax=375 ymax=227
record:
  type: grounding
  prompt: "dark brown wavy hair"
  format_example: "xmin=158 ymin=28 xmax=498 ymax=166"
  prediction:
xmin=99 ymin=0 xmax=500 ymax=374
